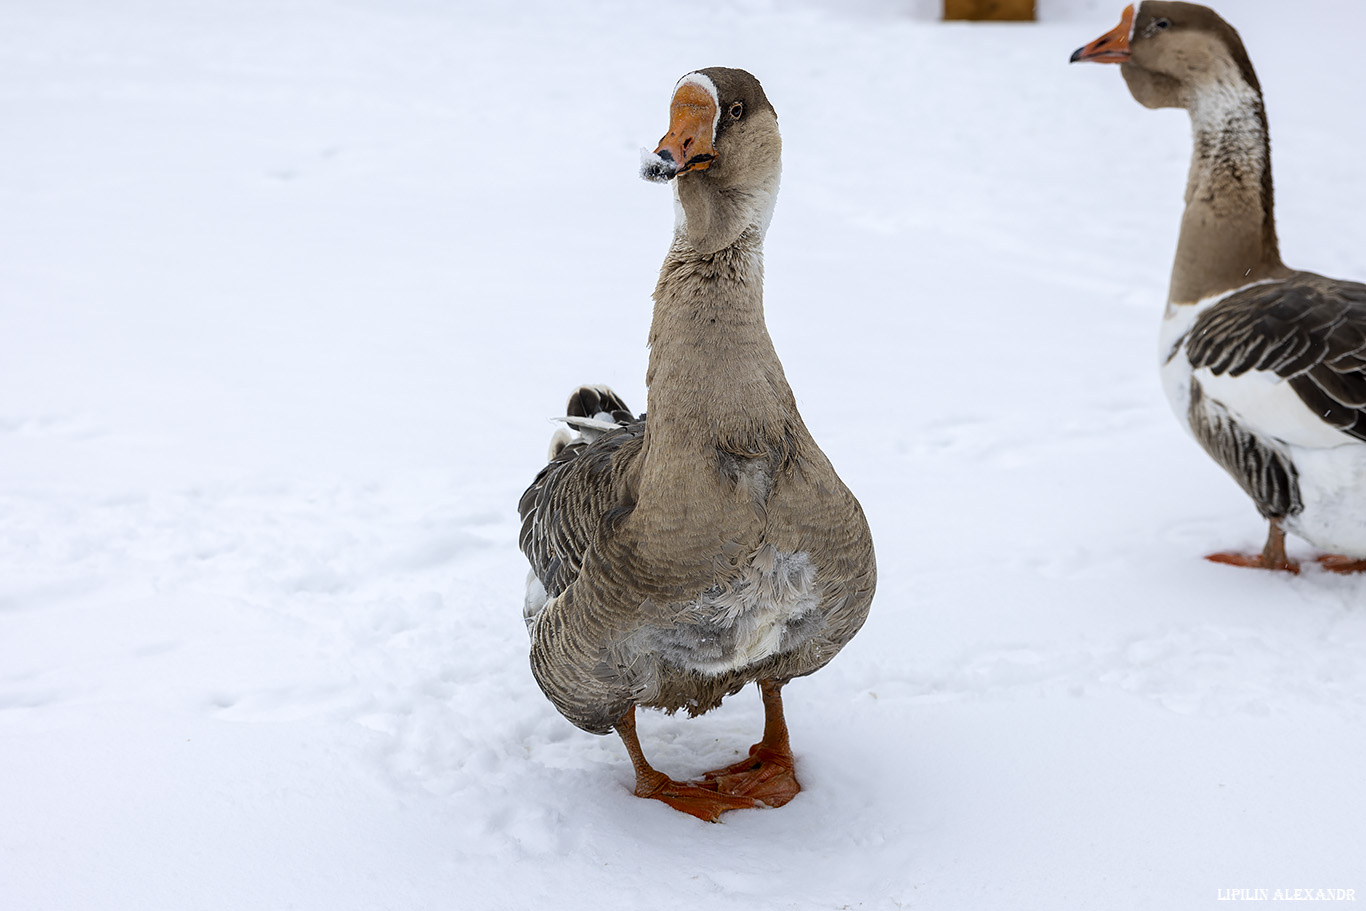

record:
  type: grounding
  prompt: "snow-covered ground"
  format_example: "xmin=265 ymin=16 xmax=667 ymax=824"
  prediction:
xmin=4 ymin=1 xmax=1365 ymax=908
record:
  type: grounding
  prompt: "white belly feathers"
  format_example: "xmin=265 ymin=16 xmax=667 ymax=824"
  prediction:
xmin=629 ymin=545 xmax=823 ymax=677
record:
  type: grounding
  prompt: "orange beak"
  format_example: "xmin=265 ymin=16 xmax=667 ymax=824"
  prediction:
xmin=1070 ymin=4 xmax=1134 ymax=64
xmin=652 ymin=81 xmax=717 ymax=179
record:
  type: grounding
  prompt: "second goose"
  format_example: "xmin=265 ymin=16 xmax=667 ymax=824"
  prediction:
xmin=1073 ymin=2 xmax=1366 ymax=573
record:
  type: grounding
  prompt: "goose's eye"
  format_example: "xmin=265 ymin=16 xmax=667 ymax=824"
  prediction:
xmin=729 ymin=102 xmax=744 ymax=120
xmin=1153 ymin=17 xmax=1171 ymax=30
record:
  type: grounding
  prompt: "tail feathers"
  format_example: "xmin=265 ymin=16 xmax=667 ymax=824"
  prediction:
xmin=546 ymin=385 xmax=640 ymax=456
xmin=565 ymin=384 xmax=635 ymax=424
xmin=547 ymin=426 xmax=574 ymax=461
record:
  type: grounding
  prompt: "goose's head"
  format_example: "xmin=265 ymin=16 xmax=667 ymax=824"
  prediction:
xmin=1070 ymin=2 xmax=1260 ymax=111
xmin=641 ymin=67 xmax=781 ymax=254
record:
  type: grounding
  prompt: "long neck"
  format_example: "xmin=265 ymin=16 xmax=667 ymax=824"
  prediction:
xmin=1170 ymin=78 xmax=1287 ymax=304
xmin=644 ymin=225 xmax=799 ymax=460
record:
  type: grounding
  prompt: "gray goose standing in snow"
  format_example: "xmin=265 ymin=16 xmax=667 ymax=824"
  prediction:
xmin=1072 ymin=2 xmax=1366 ymax=573
xmin=518 ymin=68 xmax=877 ymax=820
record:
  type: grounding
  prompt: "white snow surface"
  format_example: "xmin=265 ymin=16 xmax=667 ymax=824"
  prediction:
xmin=4 ymin=1 xmax=1366 ymax=908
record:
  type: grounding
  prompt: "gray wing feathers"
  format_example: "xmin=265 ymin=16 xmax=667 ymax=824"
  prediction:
xmin=1186 ymin=274 xmax=1366 ymax=441
xmin=518 ymin=385 xmax=641 ymax=601
xmin=1188 ymin=379 xmax=1302 ymax=520
xmin=528 ymin=583 xmax=633 ymax=734
xmin=517 ymin=392 xmax=644 ymax=735
xmin=517 ymin=422 xmax=643 ymax=601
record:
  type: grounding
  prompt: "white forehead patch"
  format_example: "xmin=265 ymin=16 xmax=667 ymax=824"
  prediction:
xmin=1130 ymin=2 xmax=1140 ymax=41
xmin=674 ymin=71 xmax=721 ymax=138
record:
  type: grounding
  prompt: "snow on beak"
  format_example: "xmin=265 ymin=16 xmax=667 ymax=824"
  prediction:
xmin=1070 ymin=4 xmax=1134 ymax=64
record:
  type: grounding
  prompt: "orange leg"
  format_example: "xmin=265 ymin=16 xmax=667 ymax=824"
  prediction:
xmin=702 ymin=679 xmax=801 ymax=808
xmin=1206 ymin=518 xmax=1299 ymax=574
xmin=614 ymin=706 xmax=759 ymax=822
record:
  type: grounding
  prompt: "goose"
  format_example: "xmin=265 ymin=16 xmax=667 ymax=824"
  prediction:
xmin=517 ymin=68 xmax=877 ymax=820
xmin=1071 ymin=2 xmax=1366 ymax=573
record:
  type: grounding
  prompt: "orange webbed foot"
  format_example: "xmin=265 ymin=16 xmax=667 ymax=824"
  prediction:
xmin=1204 ymin=551 xmax=1299 ymax=574
xmin=1206 ymin=520 xmax=1299 ymax=573
xmin=703 ymin=744 xmax=801 ymax=808
xmin=634 ymin=770 xmax=760 ymax=822
xmin=1315 ymin=554 xmax=1366 ymax=574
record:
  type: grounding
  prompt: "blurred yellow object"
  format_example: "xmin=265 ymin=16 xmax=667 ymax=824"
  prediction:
xmin=944 ymin=0 xmax=1035 ymax=20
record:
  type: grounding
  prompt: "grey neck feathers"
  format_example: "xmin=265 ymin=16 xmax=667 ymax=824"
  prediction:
xmin=1170 ymin=70 xmax=1286 ymax=304
xmin=645 ymin=221 xmax=798 ymax=463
